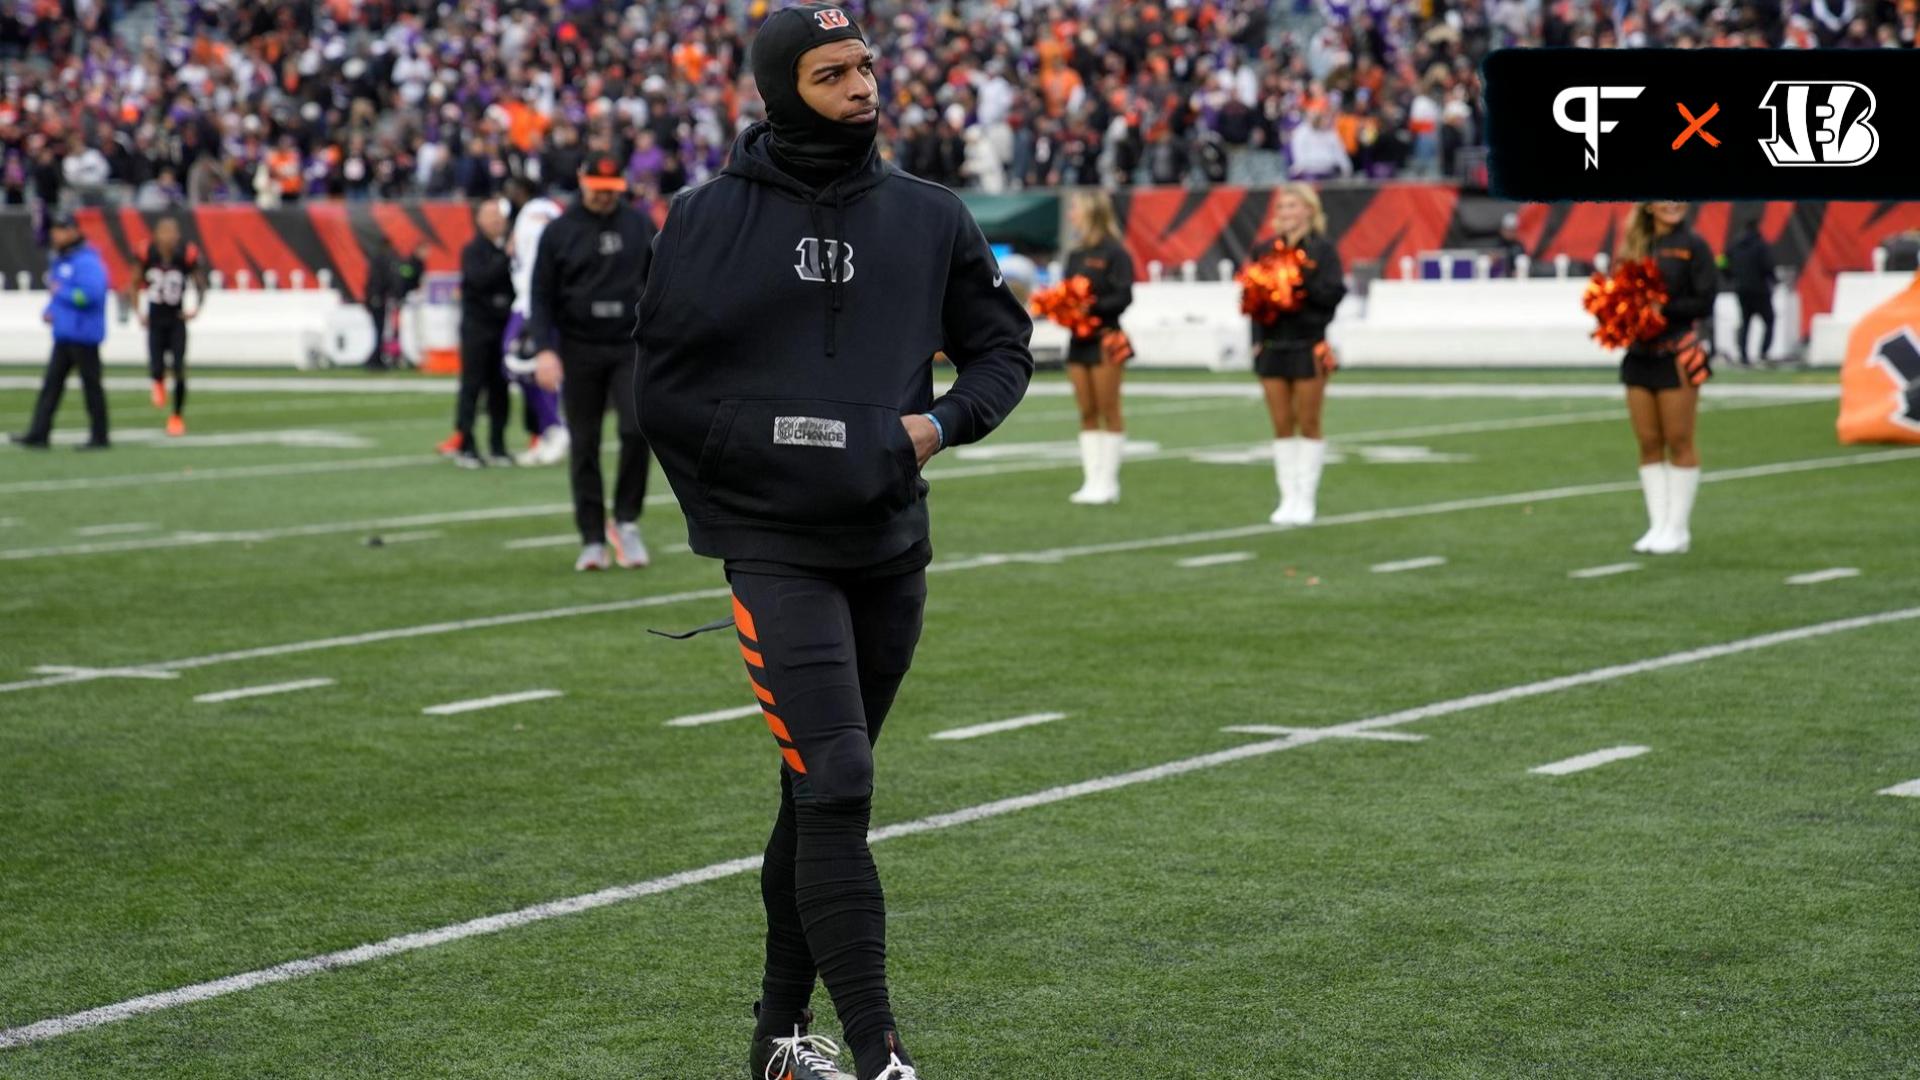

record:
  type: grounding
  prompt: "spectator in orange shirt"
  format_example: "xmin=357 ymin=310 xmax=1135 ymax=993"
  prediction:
xmin=267 ymin=136 xmax=302 ymax=203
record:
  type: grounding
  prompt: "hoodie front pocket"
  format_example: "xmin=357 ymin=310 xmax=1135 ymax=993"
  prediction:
xmin=697 ymin=398 xmax=919 ymax=527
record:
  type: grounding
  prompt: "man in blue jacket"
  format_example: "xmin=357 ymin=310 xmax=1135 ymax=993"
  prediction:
xmin=635 ymin=7 xmax=1032 ymax=1078
xmin=12 ymin=210 xmax=111 ymax=450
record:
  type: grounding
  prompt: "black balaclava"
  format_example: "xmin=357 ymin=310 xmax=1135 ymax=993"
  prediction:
xmin=750 ymin=2 xmax=877 ymax=189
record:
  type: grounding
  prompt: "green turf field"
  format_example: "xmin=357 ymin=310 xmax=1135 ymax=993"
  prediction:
xmin=2 ymin=368 xmax=1917 ymax=1079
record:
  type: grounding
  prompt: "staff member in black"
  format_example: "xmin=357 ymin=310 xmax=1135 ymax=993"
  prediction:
xmin=452 ymin=198 xmax=514 ymax=467
xmin=530 ymin=154 xmax=657 ymax=571
xmin=1726 ymin=220 xmax=1775 ymax=368
xmin=363 ymin=242 xmax=424 ymax=370
xmin=635 ymin=7 xmax=1032 ymax=1078
xmin=126 ymin=215 xmax=206 ymax=437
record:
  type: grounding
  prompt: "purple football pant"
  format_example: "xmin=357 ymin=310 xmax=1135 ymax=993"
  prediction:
xmin=502 ymin=312 xmax=562 ymax=433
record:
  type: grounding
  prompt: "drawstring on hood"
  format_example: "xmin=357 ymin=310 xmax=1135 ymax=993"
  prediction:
xmin=726 ymin=122 xmax=888 ymax=361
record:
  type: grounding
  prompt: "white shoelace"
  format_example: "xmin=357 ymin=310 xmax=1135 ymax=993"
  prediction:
xmin=764 ymin=1030 xmax=845 ymax=1080
xmin=873 ymin=1054 xmax=919 ymax=1080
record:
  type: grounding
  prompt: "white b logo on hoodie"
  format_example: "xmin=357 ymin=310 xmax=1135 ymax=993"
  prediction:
xmin=794 ymin=238 xmax=855 ymax=283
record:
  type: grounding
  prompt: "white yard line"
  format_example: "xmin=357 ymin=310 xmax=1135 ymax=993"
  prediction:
xmin=663 ymin=704 xmax=762 ymax=728
xmin=1877 ymin=779 xmax=1920 ymax=798
xmin=7 ymin=447 xmax=1918 ymax=698
xmin=372 ymin=530 xmax=442 ymax=545
xmin=925 ymin=405 xmax=1744 ymax=484
xmin=71 ymin=522 xmax=158 ymax=537
xmin=1012 ymin=381 xmax=1837 ymax=401
xmin=1371 ymin=555 xmax=1447 ymax=574
xmin=1785 ymin=567 xmax=1861 ymax=586
xmin=929 ymin=711 xmax=1068 ymax=741
xmin=1570 ymin=562 xmax=1643 ymax=579
xmin=194 ymin=678 xmax=336 ymax=704
xmin=2 ymin=604 xmax=1903 ymax=1050
xmin=930 ymin=447 xmax=1920 ymax=573
xmin=1530 ymin=745 xmax=1652 ymax=776
xmin=1176 ymin=552 xmax=1255 ymax=569
xmin=503 ymin=534 xmax=582 ymax=551
xmin=0 ymin=588 xmax=740 ymax=696
xmin=0 ymin=456 xmax=440 ymax=496
xmin=1220 ymin=724 xmax=1427 ymax=743
xmin=0 ymin=375 xmax=1843 ymax=400
xmin=421 ymin=689 xmax=563 ymax=716
xmin=0 ymin=492 xmax=694 ymax=561
xmin=31 ymin=665 xmax=177 ymax=681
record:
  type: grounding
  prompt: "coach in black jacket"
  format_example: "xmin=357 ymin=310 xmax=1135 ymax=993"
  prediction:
xmin=634 ymin=6 xmax=1031 ymax=1077
xmin=529 ymin=154 xmax=657 ymax=570
xmin=453 ymin=198 xmax=514 ymax=464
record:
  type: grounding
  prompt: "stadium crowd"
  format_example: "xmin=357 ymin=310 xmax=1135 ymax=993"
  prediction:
xmin=2 ymin=0 xmax=1916 ymax=213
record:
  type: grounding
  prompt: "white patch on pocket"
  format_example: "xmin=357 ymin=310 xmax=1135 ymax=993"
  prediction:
xmin=772 ymin=416 xmax=848 ymax=449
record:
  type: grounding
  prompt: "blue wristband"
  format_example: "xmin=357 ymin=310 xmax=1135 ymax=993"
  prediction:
xmin=921 ymin=412 xmax=944 ymax=449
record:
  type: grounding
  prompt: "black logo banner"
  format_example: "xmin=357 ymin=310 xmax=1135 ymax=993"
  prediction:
xmin=1485 ymin=49 xmax=1920 ymax=201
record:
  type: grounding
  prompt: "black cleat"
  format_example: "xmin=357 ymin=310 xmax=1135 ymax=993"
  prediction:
xmin=751 ymin=1005 xmax=850 ymax=1080
xmin=9 ymin=433 xmax=49 ymax=449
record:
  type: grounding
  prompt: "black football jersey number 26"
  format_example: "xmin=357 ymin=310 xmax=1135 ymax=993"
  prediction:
xmin=142 ymin=243 xmax=202 ymax=316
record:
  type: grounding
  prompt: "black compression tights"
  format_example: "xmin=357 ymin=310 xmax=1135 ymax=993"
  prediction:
xmin=732 ymin=568 xmax=926 ymax=1078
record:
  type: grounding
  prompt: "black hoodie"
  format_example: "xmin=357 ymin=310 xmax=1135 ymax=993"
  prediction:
xmin=634 ymin=123 xmax=1034 ymax=569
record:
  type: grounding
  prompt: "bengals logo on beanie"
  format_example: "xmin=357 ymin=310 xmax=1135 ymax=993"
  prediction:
xmin=813 ymin=8 xmax=849 ymax=29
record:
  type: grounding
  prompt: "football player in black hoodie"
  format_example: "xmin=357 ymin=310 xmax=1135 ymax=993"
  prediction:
xmin=634 ymin=6 xmax=1033 ymax=1078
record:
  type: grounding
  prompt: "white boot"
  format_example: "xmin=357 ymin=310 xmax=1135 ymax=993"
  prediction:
xmin=1293 ymin=438 xmax=1326 ymax=524
xmin=1068 ymin=430 xmax=1103 ymax=504
xmin=1632 ymin=463 xmax=1669 ymax=553
xmin=1099 ymin=430 xmax=1126 ymax=504
xmin=1269 ymin=438 xmax=1298 ymax=524
xmin=1648 ymin=465 xmax=1698 ymax=554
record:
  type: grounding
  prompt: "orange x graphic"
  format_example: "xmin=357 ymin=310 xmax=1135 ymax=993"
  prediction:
xmin=1672 ymin=102 xmax=1721 ymax=149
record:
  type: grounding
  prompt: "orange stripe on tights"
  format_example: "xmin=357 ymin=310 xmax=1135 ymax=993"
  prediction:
xmin=731 ymin=594 xmax=758 ymax=642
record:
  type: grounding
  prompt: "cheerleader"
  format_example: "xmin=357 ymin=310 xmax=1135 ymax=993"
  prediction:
xmin=1246 ymin=183 xmax=1347 ymax=525
xmin=1061 ymin=190 xmax=1135 ymax=505
xmin=1617 ymin=201 xmax=1716 ymax=555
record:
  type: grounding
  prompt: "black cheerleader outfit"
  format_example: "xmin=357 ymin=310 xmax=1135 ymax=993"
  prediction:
xmin=1248 ymin=232 xmax=1346 ymax=380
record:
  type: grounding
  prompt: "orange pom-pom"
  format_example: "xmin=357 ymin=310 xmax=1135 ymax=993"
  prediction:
xmin=1029 ymin=275 xmax=1103 ymax=338
xmin=1236 ymin=244 xmax=1308 ymax=325
xmin=1582 ymin=258 xmax=1670 ymax=349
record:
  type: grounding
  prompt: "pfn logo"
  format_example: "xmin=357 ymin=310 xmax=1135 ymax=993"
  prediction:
xmin=1757 ymin=81 xmax=1879 ymax=167
xmin=813 ymin=8 xmax=850 ymax=30
xmin=1552 ymin=86 xmax=1645 ymax=170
